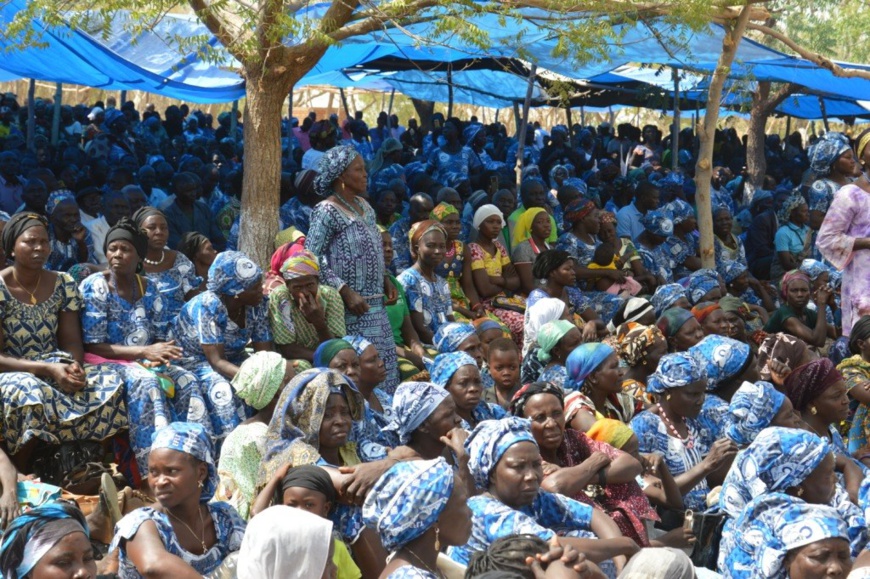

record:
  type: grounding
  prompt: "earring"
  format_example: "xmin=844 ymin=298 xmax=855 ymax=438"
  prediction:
xmin=796 ymin=487 xmax=804 ymax=497
xmin=198 ymin=481 xmax=204 ymax=489
xmin=810 ymin=406 xmax=818 ymax=415
xmin=434 ymin=526 xmax=441 ymax=551
xmin=340 ymin=181 xmax=346 ymax=191
xmin=666 ymin=393 xmax=671 ymax=401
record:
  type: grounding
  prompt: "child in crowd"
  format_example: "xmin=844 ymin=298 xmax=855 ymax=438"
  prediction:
xmin=483 ymin=337 xmax=521 ymax=410
xmin=588 ymin=241 xmax=642 ymax=297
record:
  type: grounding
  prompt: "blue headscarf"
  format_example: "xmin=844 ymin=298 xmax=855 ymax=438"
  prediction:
xmin=313 ymin=146 xmax=360 ymax=197
xmin=565 ymin=343 xmax=614 ymax=391
xmin=433 ymin=322 xmax=476 ymax=354
xmin=720 ymin=260 xmax=748 ymax=285
xmin=343 ymin=335 xmax=373 ymax=357
xmin=646 ymin=352 xmax=707 ymax=394
xmin=151 ymin=422 xmax=218 ymax=502
xmin=640 ymin=210 xmax=673 ymax=237
xmin=206 ymin=250 xmax=262 ymax=296
xmin=465 ymin=417 xmax=537 ymax=490
xmin=384 ymin=381 xmax=450 ymax=444
xmin=362 ymin=457 xmax=455 ymax=552
xmin=726 ymin=381 xmax=786 ymax=446
xmin=719 ymin=427 xmax=830 ymax=520
xmin=799 ymin=259 xmax=831 ymax=282
xmin=727 ymin=493 xmax=848 ymax=578
xmin=777 ymin=194 xmax=807 ymax=223
xmin=688 ymin=335 xmax=752 ymax=391
xmin=45 ymin=190 xmax=76 ymax=216
xmin=0 ymin=502 xmax=89 ymax=579
xmin=664 ymin=198 xmax=694 ymax=225
xmin=808 ymin=132 xmax=851 ymax=176
xmin=651 ymin=283 xmax=688 ymax=316
xmin=463 ymin=123 xmax=484 ymax=146
xmin=687 ymin=274 xmax=720 ymax=306
xmin=430 ymin=352 xmax=477 ymax=388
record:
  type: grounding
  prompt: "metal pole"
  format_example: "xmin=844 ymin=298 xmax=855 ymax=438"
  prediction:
xmin=51 ymin=82 xmax=62 ymax=146
xmin=514 ymin=64 xmax=538 ymax=190
xmin=671 ymin=68 xmax=681 ymax=172
xmin=447 ymin=63 xmax=454 ymax=120
xmin=26 ymin=79 xmax=36 ymax=151
xmin=230 ymin=99 xmax=239 ymax=140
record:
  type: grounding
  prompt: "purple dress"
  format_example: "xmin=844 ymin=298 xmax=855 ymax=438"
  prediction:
xmin=816 ymin=184 xmax=870 ymax=337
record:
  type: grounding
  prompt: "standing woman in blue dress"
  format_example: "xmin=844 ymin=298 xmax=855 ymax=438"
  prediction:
xmin=80 ymin=218 xmax=209 ymax=477
xmin=173 ymin=251 xmax=273 ymax=451
xmin=305 ymin=146 xmax=399 ymax=391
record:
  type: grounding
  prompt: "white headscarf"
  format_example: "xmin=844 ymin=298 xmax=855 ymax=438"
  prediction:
xmin=472 ymin=204 xmax=505 ymax=229
xmin=523 ymin=297 xmax=566 ymax=355
xmin=237 ymin=506 xmax=333 ymax=579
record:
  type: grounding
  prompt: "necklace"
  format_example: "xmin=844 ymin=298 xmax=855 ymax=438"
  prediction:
xmin=402 ymin=548 xmax=442 ymax=578
xmin=12 ymin=269 xmax=41 ymax=305
xmin=165 ymin=505 xmax=208 ymax=553
xmin=144 ymin=250 xmax=165 ymax=266
xmin=659 ymin=405 xmax=694 ymax=448
xmin=334 ymin=193 xmax=363 ymax=217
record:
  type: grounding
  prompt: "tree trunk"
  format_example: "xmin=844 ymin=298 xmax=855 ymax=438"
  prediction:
xmin=411 ymin=99 xmax=435 ymax=131
xmin=746 ymin=82 xmax=799 ymax=196
xmin=695 ymin=6 xmax=752 ymax=269
xmin=238 ymin=68 xmax=292 ymax=268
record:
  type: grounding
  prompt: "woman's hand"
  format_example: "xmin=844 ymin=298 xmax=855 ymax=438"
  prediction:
xmin=640 ymin=452 xmax=664 ymax=476
xmin=0 ymin=489 xmax=19 ymax=529
xmin=542 ymin=462 xmax=561 ymax=476
xmin=440 ymin=427 xmax=469 ymax=462
xmin=340 ymin=287 xmax=370 ymax=316
xmin=143 ymin=341 xmax=183 ymax=364
xmin=384 ymin=277 xmax=398 ymax=305
xmin=587 ymin=451 xmax=612 ymax=473
xmin=703 ymin=438 xmax=738 ymax=472
xmin=49 ymin=363 xmax=86 ymax=393
xmin=581 ymin=321 xmax=597 ymax=343
xmin=606 ymin=269 xmax=627 ymax=283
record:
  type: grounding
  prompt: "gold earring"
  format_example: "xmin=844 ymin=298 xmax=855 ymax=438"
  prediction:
xmin=434 ymin=526 xmax=441 ymax=551
xmin=666 ymin=393 xmax=671 ymax=400
xmin=796 ymin=487 xmax=804 ymax=497
xmin=810 ymin=406 xmax=818 ymax=415
xmin=198 ymin=481 xmax=204 ymax=489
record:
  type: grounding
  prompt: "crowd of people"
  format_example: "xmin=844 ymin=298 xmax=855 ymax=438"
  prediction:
xmin=0 ymin=89 xmax=869 ymax=578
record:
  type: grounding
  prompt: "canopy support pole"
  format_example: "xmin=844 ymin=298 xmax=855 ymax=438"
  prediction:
xmin=50 ymin=82 xmax=62 ymax=147
xmin=387 ymin=89 xmax=396 ymax=125
xmin=447 ymin=64 xmax=454 ymax=119
xmin=26 ymin=79 xmax=36 ymax=151
xmin=608 ymin=106 xmax=614 ymax=126
xmin=514 ymin=64 xmax=538 ymax=190
xmin=339 ymin=88 xmax=351 ymax=119
xmin=818 ymin=97 xmax=830 ymax=132
xmin=494 ymin=109 xmax=499 ymax=123
xmin=120 ymin=90 xmax=127 ymax=106
xmin=671 ymin=68 xmax=681 ymax=172
xmin=288 ymin=90 xmax=293 ymax=120
xmin=230 ymin=100 xmax=239 ymax=140
xmin=565 ymin=104 xmax=572 ymax=129
xmin=785 ymin=115 xmax=791 ymax=139
xmin=581 ymin=106 xmax=585 ymax=126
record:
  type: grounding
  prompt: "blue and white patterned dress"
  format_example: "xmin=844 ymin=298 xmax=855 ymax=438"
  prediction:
xmin=426 ymin=146 xmax=481 ymax=189
xmin=80 ymin=272 xmax=209 ymax=474
xmin=143 ymin=252 xmax=201 ymax=327
xmin=172 ymin=291 xmax=272 ymax=446
xmin=369 ymin=162 xmax=406 ymax=194
xmin=637 ymin=242 xmax=675 ymax=284
xmin=388 ymin=217 xmax=412 ymax=275
xmin=351 ymin=388 xmax=397 ymax=461
xmin=538 ymin=364 xmax=568 ymax=388
xmin=396 ymin=268 xmax=453 ymax=335
xmin=554 ymin=232 xmax=622 ymax=321
xmin=306 ymin=200 xmax=399 ymax=391
xmin=385 ymin=567 xmax=438 ymax=579
xmin=279 ymin=197 xmax=313 ymax=234
xmin=112 ymin=503 xmax=246 ymax=578
xmin=664 ymin=232 xmax=699 ymax=280
xmin=46 ymin=227 xmax=97 ymax=272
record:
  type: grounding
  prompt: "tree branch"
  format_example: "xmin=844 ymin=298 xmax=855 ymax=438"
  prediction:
xmin=187 ymin=0 xmax=248 ymax=61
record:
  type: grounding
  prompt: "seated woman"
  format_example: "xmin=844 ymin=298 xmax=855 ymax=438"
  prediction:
xmin=0 ymin=213 xmax=126 ymax=469
xmin=536 ymin=320 xmax=583 ymax=388
xmin=215 ymin=351 xmax=293 ymax=520
xmin=384 ymin=381 xmax=465 ymax=464
xmin=840 ymin=316 xmax=870 ymax=454
xmin=713 ymin=204 xmax=747 ymax=269
xmin=429 ymin=352 xmax=505 ymax=430
xmin=721 ymin=259 xmax=775 ymax=315
xmin=80 ymin=219 xmax=207 ymax=477
xmin=430 ymin=201 xmax=482 ymax=322
xmin=690 ymin=301 xmax=730 ymax=337
xmin=448 ymin=417 xmax=639 ymax=571
xmin=269 ymin=248 xmax=346 ymax=370
xmin=756 ymin=332 xmax=817 ymax=389
xmin=133 ymin=207 xmax=201 ymax=325
xmin=363 ymin=458 xmax=472 ymax=579
xmin=724 ymin=494 xmax=852 ymax=579
xmin=111 ymin=423 xmax=247 ymax=578
xmin=433 ymin=322 xmax=483 ymax=366
xmin=0 ymin=502 xmax=95 ymax=579
xmin=177 ymin=231 xmax=217 ymax=297
xmin=512 ymin=207 xmax=553 ymax=295
xmin=528 ymin=250 xmax=599 ymax=341
xmin=521 ymin=298 xmax=570 ymax=385
xmin=344 ymin=335 xmax=398 ymax=455
xmin=663 ymin=198 xmax=701 ymax=280
xmin=685 ymin=273 xmax=722 ymax=306
xmin=263 ymin=238 xmax=305 ymax=296
xmin=629 ymin=353 xmax=736 ymax=514
xmin=635 ymin=210 xmax=675 ymax=287
xmin=801 ymin=258 xmax=840 ymax=327
xmin=771 ymin=195 xmax=812 ymax=281
xmin=562 ymin=343 xmax=642 ymax=430
xmin=468 ymin=205 xmax=525 ymax=346
xmin=370 ymin=187 xmax=403 ymax=229
xmin=397 ymin=220 xmax=455 ymax=344
xmin=656 ymin=308 xmax=705 ymax=353
xmin=765 ymin=270 xmax=831 ymax=349
xmin=173 ymin=251 xmax=273 ymax=448
xmin=726 ymin=382 xmax=803 ymax=450
xmin=650 ymin=283 xmax=690 ymax=317
xmin=614 ymin=322 xmax=668 ymax=403
xmin=510 ymin=383 xmax=654 ymax=547
xmin=598 ymin=210 xmax=656 ymax=293
xmin=45 ymin=191 xmax=97 ymax=273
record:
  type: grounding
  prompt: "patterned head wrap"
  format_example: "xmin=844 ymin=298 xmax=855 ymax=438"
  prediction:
xmin=640 ymin=210 xmax=673 ymax=238
xmin=799 ymin=259 xmax=830 ymax=282
xmin=463 ymin=123 xmax=485 ymax=145
xmin=587 ymin=418 xmax=635 ymax=450
xmin=151 ymin=422 xmax=218 ymax=502
xmin=730 ymin=493 xmax=848 ymax=578
xmin=651 ymin=284 xmax=688 ymax=316
xmin=512 ymin=207 xmax=548 ymax=246
xmin=808 ymin=132 xmax=851 ymax=176
xmin=777 ymin=194 xmax=807 ymax=223
xmin=719 ymin=427 xmax=831 ymax=520
xmin=0 ymin=502 xmax=89 ymax=579
xmin=615 ymin=322 xmax=665 ymax=367
xmin=784 ymin=358 xmax=843 ymax=412
xmin=206 ymin=251 xmax=262 ymax=296
xmin=430 ymin=201 xmax=459 ymax=222
xmin=258 ymin=369 xmax=364 ymax=486
xmin=280 ymin=249 xmax=320 ymax=280
xmin=231 ymin=351 xmax=288 ymax=410
xmin=780 ymin=270 xmax=811 ymax=301
xmin=562 ymin=198 xmax=596 ymax=229
xmin=430 ymin=352 xmax=477 ymax=387
xmin=606 ymin=297 xmax=655 ymax=334
xmin=1 ymin=212 xmax=48 ymax=257
xmin=757 ymin=333 xmax=810 ymax=382
xmin=343 ymin=335 xmax=373 ymax=357
xmin=646 ymin=352 xmax=707 ymax=394
xmin=473 ymin=318 xmax=508 ymax=337
xmin=688 ymin=335 xmax=752 ymax=391
xmin=45 ymin=190 xmax=76 ymax=216
xmin=465 ymin=417 xmax=537 ymax=490
xmin=720 ymin=260 xmax=748 ymax=285
xmin=598 ymin=210 xmax=617 ymax=225
xmin=849 ymin=315 xmax=870 ymax=355
xmin=312 ymin=339 xmax=355 ymax=368
xmin=726 ymin=381 xmax=786 ymax=446
xmin=433 ymin=322 xmax=477 ymax=354
xmin=663 ymin=199 xmax=694 ymax=225
xmin=691 ymin=301 xmax=721 ymax=324
xmin=509 ymin=382 xmax=565 ymax=417
xmin=656 ymin=307 xmax=695 ymax=339
xmin=565 ymin=343 xmax=614 ymax=391
xmin=855 ymin=128 xmax=870 ymax=161
xmin=408 ymin=219 xmax=447 ymax=260
xmin=687 ymin=274 xmax=720 ymax=306
xmin=363 ymin=458 xmax=455 ymax=552
xmin=384 ymin=382 xmax=450 ymax=444
xmin=313 ymin=146 xmax=359 ymax=197
xmin=536 ymin=320 xmax=576 ymax=363
xmin=473 ymin=204 xmax=505 ymax=230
